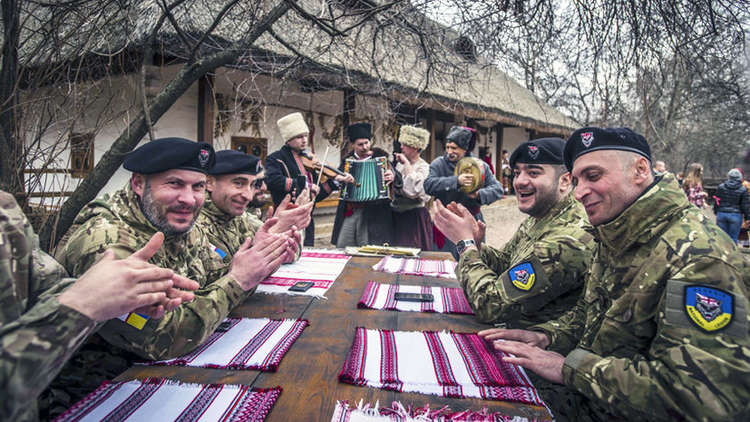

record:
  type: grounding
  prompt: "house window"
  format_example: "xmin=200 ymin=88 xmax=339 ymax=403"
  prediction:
xmin=70 ymin=133 xmax=94 ymax=178
xmin=231 ymin=136 xmax=267 ymax=162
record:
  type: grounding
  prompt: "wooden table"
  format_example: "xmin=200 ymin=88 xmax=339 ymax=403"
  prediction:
xmin=118 ymin=252 xmax=553 ymax=421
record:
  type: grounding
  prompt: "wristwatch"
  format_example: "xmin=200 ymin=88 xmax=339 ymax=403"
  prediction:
xmin=455 ymin=239 xmax=476 ymax=256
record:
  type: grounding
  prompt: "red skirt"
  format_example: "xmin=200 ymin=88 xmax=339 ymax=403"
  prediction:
xmin=392 ymin=207 xmax=433 ymax=251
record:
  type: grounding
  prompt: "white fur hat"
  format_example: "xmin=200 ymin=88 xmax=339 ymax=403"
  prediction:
xmin=399 ymin=125 xmax=430 ymax=150
xmin=277 ymin=112 xmax=309 ymax=142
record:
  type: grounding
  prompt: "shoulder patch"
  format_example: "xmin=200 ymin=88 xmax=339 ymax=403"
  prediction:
xmin=509 ymin=262 xmax=536 ymax=291
xmin=665 ymin=279 xmax=747 ymax=337
xmin=684 ymin=285 xmax=733 ymax=332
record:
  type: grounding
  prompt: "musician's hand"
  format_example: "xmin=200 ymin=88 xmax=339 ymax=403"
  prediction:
xmin=384 ymin=169 xmax=394 ymax=184
xmin=394 ymin=153 xmax=411 ymax=172
xmin=467 ymin=191 xmax=479 ymax=199
xmin=309 ymin=184 xmax=320 ymax=196
xmin=431 ymin=199 xmax=476 ymax=243
xmin=336 ymin=172 xmax=355 ymax=184
xmin=458 ymin=173 xmax=474 ymax=187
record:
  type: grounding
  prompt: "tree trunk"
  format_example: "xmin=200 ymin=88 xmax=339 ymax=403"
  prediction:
xmin=38 ymin=0 xmax=294 ymax=250
xmin=0 ymin=0 xmax=22 ymax=201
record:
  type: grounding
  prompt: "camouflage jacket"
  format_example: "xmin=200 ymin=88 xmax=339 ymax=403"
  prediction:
xmin=196 ymin=197 xmax=263 ymax=269
xmin=0 ymin=191 xmax=97 ymax=421
xmin=533 ymin=174 xmax=750 ymax=421
xmin=58 ymin=184 xmax=250 ymax=360
xmin=457 ymin=193 xmax=594 ymax=328
xmin=197 ymin=197 xmax=301 ymax=269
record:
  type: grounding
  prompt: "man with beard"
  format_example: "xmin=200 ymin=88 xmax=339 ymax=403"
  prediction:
xmin=199 ymin=149 xmax=311 ymax=267
xmin=432 ymin=138 xmax=594 ymax=327
xmin=331 ymin=123 xmax=393 ymax=248
xmin=266 ymin=112 xmax=352 ymax=246
xmin=481 ymin=128 xmax=750 ymax=421
xmin=424 ymin=126 xmax=503 ymax=255
xmin=1 ymin=190 xmax=199 ymax=421
xmin=46 ymin=138 xmax=292 ymax=417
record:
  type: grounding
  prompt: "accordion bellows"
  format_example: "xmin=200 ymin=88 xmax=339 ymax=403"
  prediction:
xmin=342 ymin=157 xmax=390 ymax=201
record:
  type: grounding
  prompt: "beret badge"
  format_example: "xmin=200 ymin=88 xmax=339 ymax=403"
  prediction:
xmin=528 ymin=145 xmax=539 ymax=160
xmin=198 ymin=149 xmax=211 ymax=168
xmin=581 ymin=132 xmax=594 ymax=148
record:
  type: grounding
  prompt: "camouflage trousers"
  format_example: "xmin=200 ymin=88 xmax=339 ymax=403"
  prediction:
xmin=529 ymin=373 xmax=624 ymax=422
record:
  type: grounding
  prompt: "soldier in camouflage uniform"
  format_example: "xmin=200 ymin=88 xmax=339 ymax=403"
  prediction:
xmin=44 ymin=138 xmax=293 ymax=417
xmin=436 ymin=138 xmax=594 ymax=328
xmin=198 ymin=150 xmax=310 ymax=268
xmin=483 ymin=127 xmax=750 ymax=421
xmin=0 ymin=190 xmax=198 ymax=421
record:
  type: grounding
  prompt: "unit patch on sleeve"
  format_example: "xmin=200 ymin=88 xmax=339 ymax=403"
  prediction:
xmin=509 ymin=262 xmax=536 ymax=291
xmin=684 ymin=285 xmax=733 ymax=332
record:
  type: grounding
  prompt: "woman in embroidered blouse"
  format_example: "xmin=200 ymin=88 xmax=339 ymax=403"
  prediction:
xmin=391 ymin=126 xmax=433 ymax=250
xmin=683 ymin=162 xmax=708 ymax=208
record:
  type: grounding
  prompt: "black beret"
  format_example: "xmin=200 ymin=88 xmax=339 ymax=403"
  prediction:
xmin=123 ymin=137 xmax=215 ymax=174
xmin=564 ymin=127 xmax=651 ymax=171
xmin=445 ymin=126 xmax=477 ymax=153
xmin=347 ymin=122 xmax=372 ymax=141
xmin=210 ymin=150 xmax=262 ymax=175
xmin=510 ymin=137 xmax=565 ymax=168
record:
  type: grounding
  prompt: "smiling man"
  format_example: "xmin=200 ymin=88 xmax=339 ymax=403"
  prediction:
xmin=198 ymin=150 xmax=310 ymax=267
xmin=483 ymin=128 xmax=750 ymax=421
xmin=47 ymin=138 xmax=293 ymax=417
xmin=432 ymin=138 xmax=594 ymax=328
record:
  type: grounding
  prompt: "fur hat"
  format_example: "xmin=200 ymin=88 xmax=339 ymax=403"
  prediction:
xmin=398 ymin=125 xmax=430 ymax=151
xmin=277 ymin=112 xmax=309 ymax=142
xmin=347 ymin=122 xmax=372 ymax=141
xmin=445 ymin=126 xmax=477 ymax=154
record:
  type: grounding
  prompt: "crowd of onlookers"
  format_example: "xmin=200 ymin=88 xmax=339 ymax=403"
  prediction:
xmin=668 ymin=160 xmax=750 ymax=246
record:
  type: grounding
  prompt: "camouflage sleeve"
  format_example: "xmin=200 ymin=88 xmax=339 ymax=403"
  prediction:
xmin=0 ymin=196 xmax=97 ymax=420
xmin=529 ymin=292 xmax=588 ymax=355
xmin=561 ymin=256 xmax=750 ymax=421
xmin=61 ymin=221 xmax=251 ymax=361
xmin=457 ymin=231 xmax=589 ymax=326
xmin=96 ymin=273 xmax=248 ymax=360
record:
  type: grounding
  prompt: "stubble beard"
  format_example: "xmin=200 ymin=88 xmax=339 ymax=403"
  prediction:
xmin=140 ymin=182 xmax=197 ymax=236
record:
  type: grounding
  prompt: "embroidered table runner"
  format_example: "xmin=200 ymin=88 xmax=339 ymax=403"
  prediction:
xmin=357 ymin=281 xmax=474 ymax=315
xmin=55 ymin=378 xmax=281 ymax=422
xmin=257 ymin=249 xmax=351 ymax=297
xmin=373 ymin=256 xmax=457 ymax=280
xmin=143 ymin=318 xmax=308 ymax=371
xmin=330 ymin=400 xmax=535 ymax=422
xmin=339 ymin=328 xmax=546 ymax=407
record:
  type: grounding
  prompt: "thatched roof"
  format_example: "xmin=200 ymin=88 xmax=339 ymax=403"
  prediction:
xmin=13 ymin=0 xmax=577 ymax=134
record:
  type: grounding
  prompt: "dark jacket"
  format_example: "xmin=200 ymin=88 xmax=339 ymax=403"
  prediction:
xmin=265 ymin=145 xmax=336 ymax=207
xmin=424 ymin=155 xmax=503 ymax=214
xmin=713 ymin=178 xmax=750 ymax=218
xmin=330 ymin=149 xmax=393 ymax=245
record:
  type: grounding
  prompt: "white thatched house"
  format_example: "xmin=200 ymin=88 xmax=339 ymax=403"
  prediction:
xmin=17 ymin=1 xmax=576 ymax=208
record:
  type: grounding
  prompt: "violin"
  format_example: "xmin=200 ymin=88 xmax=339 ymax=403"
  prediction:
xmin=300 ymin=150 xmax=347 ymax=181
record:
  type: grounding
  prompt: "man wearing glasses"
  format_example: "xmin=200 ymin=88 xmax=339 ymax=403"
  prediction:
xmin=199 ymin=149 xmax=312 ymax=267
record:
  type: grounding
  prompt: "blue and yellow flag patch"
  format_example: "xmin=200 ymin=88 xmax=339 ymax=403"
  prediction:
xmin=509 ymin=262 xmax=535 ymax=291
xmin=118 ymin=312 xmax=150 ymax=330
xmin=684 ymin=285 xmax=733 ymax=332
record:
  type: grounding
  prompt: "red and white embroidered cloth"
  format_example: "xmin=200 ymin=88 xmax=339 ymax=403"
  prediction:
xmin=330 ymin=400 xmax=536 ymax=422
xmin=339 ymin=328 xmax=546 ymax=407
xmin=55 ymin=378 xmax=281 ymax=422
xmin=357 ymin=281 xmax=474 ymax=315
xmin=373 ymin=256 xmax=457 ymax=280
xmin=144 ymin=318 xmax=308 ymax=371
xmin=257 ymin=249 xmax=351 ymax=297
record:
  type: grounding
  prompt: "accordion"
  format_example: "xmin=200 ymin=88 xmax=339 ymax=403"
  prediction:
xmin=341 ymin=157 xmax=390 ymax=202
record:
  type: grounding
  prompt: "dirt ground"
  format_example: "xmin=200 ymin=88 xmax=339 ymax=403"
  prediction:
xmin=314 ymin=196 xmax=525 ymax=250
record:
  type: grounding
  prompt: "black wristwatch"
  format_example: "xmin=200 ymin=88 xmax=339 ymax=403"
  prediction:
xmin=455 ymin=239 xmax=476 ymax=256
